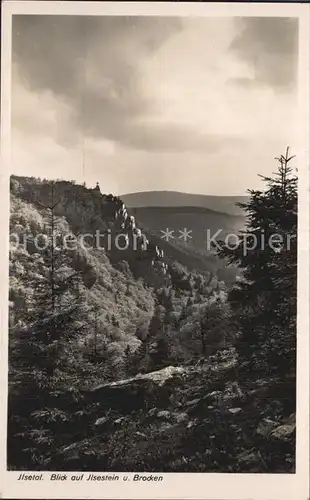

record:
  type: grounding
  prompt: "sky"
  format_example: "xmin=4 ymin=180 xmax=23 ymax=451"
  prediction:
xmin=11 ymin=15 xmax=298 ymax=196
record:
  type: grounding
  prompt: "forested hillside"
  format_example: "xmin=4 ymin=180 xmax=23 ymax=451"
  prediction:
xmin=127 ymin=205 xmax=245 ymax=254
xmin=7 ymin=151 xmax=297 ymax=472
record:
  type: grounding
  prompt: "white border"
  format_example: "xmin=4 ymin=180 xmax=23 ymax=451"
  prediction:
xmin=1 ymin=3 xmax=309 ymax=499
xmin=1 ymin=0 xmax=309 ymax=17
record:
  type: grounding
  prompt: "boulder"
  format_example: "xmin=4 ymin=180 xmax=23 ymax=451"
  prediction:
xmin=256 ymin=418 xmax=278 ymax=438
xmin=174 ymin=412 xmax=189 ymax=423
xmin=135 ymin=431 xmax=147 ymax=439
xmin=148 ymin=408 xmax=188 ymax=424
xmin=184 ymin=398 xmax=201 ymax=407
xmin=271 ymin=423 xmax=295 ymax=440
xmin=86 ymin=366 xmax=186 ymax=413
xmin=271 ymin=415 xmax=296 ymax=441
xmin=94 ymin=416 xmax=109 ymax=428
xmin=157 ymin=410 xmax=172 ymax=420
xmin=46 ymin=439 xmax=95 ymax=470
xmin=113 ymin=416 xmax=127 ymax=425
xmin=228 ymin=407 xmax=242 ymax=415
xmin=87 ymin=378 xmax=161 ymax=413
xmin=187 ymin=419 xmax=198 ymax=429
xmin=237 ymin=449 xmax=260 ymax=467
xmin=208 ymin=390 xmax=222 ymax=400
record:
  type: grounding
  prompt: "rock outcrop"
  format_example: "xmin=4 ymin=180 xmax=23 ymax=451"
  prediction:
xmin=43 ymin=348 xmax=295 ymax=473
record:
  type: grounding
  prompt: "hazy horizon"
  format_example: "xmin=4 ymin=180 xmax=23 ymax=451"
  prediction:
xmin=119 ymin=189 xmax=249 ymax=198
xmin=12 ymin=16 xmax=298 ymax=196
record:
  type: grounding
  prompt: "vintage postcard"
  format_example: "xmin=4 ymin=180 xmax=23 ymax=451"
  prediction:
xmin=1 ymin=1 xmax=309 ymax=499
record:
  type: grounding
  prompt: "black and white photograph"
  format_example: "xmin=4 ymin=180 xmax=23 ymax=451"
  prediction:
xmin=1 ymin=2 xmax=309 ymax=499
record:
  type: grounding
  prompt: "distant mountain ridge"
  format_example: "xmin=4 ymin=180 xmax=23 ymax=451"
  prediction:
xmin=127 ymin=205 xmax=241 ymax=216
xmin=121 ymin=191 xmax=249 ymax=217
xmin=125 ymin=205 xmax=245 ymax=270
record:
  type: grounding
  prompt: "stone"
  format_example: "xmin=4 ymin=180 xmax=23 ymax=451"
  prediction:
xmin=135 ymin=431 xmax=147 ymax=439
xmin=94 ymin=416 xmax=109 ymax=427
xmin=184 ymin=398 xmax=201 ymax=407
xmin=113 ymin=417 xmax=126 ymax=425
xmin=148 ymin=408 xmax=158 ymax=417
xmin=157 ymin=410 xmax=171 ymax=420
xmin=207 ymin=391 xmax=222 ymax=401
xmin=87 ymin=366 xmax=186 ymax=412
xmin=237 ymin=449 xmax=259 ymax=466
xmin=271 ymin=422 xmax=296 ymax=440
xmin=174 ymin=412 xmax=189 ymax=423
xmin=187 ymin=420 xmax=197 ymax=429
xmin=285 ymin=413 xmax=296 ymax=425
xmin=228 ymin=407 xmax=242 ymax=415
xmin=256 ymin=418 xmax=278 ymax=438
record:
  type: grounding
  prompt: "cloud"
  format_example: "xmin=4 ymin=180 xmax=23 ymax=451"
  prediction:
xmin=229 ymin=17 xmax=298 ymax=90
xmin=11 ymin=15 xmax=298 ymax=195
xmin=226 ymin=77 xmax=262 ymax=90
xmin=11 ymin=15 xmax=252 ymax=153
xmin=12 ymin=15 xmax=191 ymax=151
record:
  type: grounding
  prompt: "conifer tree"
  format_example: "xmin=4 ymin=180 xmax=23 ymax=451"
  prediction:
xmin=216 ymin=148 xmax=297 ymax=378
xmin=8 ymin=182 xmax=91 ymax=468
xmin=19 ymin=182 xmax=88 ymax=374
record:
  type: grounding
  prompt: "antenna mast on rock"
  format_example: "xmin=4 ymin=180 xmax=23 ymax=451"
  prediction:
xmin=82 ymin=133 xmax=85 ymax=181
xmin=81 ymin=49 xmax=87 ymax=183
